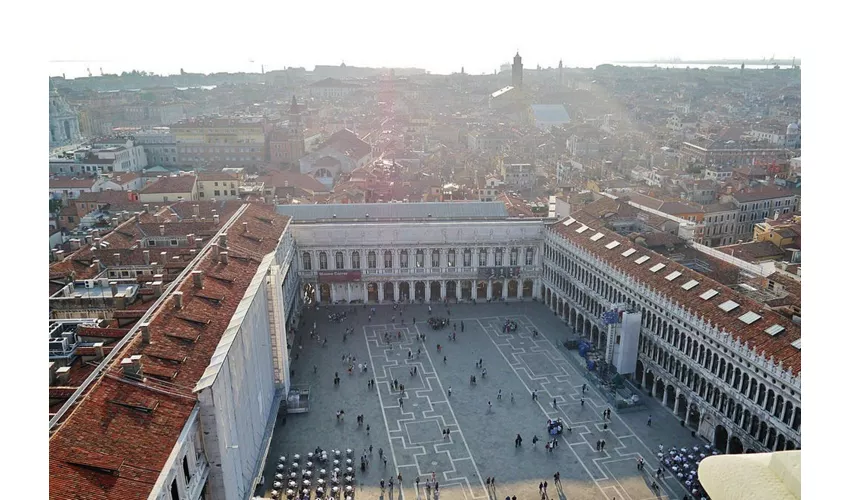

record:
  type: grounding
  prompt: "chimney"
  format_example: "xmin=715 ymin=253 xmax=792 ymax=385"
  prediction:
xmin=92 ymin=259 xmax=101 ymax=271
xmin=152 ymin=277 xmax=164 ymax=297
xmin=143 ymin=204 xmax=150 ymax=213
xmin=49 ymin=362 xmax=58 ymax=386
xmin=92 ymin=229 xmax=101 ymax=239
xmin=122 ymin=211 xmax=130 ymax=221
xmin=134 ymin=212 xmax=141 ymax=223
xmin=219 ymin=233 xmax=228 ymax=248
xmin=187 ymin=234 xmax=195 ymax=246
xmin=140 ymin=322 xmax=151 ymax=344
xmin=74 ymin=293 xmax=83 ymax=307
xmin=114 ymin=293 xmax=126 ymax=310
xmin=110 ymin=281 xmax=118 ymax=297
xmin=193 ymin=204 xmax=200 ymax=216
xmin=214 ymin=214 xmax=220 ymax=226
xmin=220 ymin=251 xmax=229 ymax=264
xmin=159 ymin=224 xmax=166 ymax=236
xmin=94 ymin=342 xmax=105 ymax=359
xmin=113 ymin=253 xmax=121 ymax=266
xmin=243 ymin=221 xmax=249 ymax=233
xmin=94 ymin=238 xmax=102 ymax=248
xmin=195 ymin=237 xmax=203 ymax=249
xmin=160 ymin=251 xmax=168 ymax=264
xmin=173 ymin=291 xmax=184 ymax=309
xmin=56 ymin=366 xmax=71 ymax=385
xmin=69 ymin=239 xmax=81 ymax=250
xmin=143 ymin=250 xmax=150 ymax=265
xmin=52 ymin=249 xmax=64 ymax=262
xmin=111 ymin=217 xmax=119 ymax=226
xmin=136 ymin=239 xmax=143 ymax=248
xmin=192 ymin=270 xmax=204 ymax=288
xmin=121 ymin=356 xmax=143 ymax=378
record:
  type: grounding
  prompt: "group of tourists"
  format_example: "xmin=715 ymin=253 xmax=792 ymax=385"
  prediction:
xmin=270 ymin=449 xmax=358 ymax=500
xmin=657 ymin=443 xmax=718 ymax=499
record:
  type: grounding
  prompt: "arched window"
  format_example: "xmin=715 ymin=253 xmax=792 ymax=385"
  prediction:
xmin=335 ymin=252 xmax=344 ymax=270
xmin=479 ymin=249 xmax=487 ymax=267
xmin=525 ymin=247 xmax=534 ymax=265
xmin=415 ymin=249 xmax=424 ymax=268
xmin=510 ymin=248 xmax=518 ymax=266
xmin=495 ymin=248 xmax=503 ymax=266
xmin=400 ymin=250 xmax=409 ymax=268
xmin=463 ymin=248 xmax=472 ymax=267
xmin=384 ymin=250 xmax=393 ymax=268
xmin=351 ymin=251 xmax=360 ymax=269
xmin=319 ymin=251 xmax=328 ymax=270
xmin=431 ymin=250 xmax=440 ymax=268
xmin=447 ymin=249 xmax=456 ymax=267
xmin=368 ymin=251 xmax=376 ymax=269
xmin=302 ymin=252 xmax=312 ymax=270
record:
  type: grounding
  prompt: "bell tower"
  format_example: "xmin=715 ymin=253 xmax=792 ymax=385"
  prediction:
xmin=512 ymin=51 xmax=523 ymax=88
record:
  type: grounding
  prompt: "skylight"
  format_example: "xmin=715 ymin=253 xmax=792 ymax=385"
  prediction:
xmin=576 ymin=225 xmax=590 ymax=234
xmin=590 ymin=232 xmax=605 ymax=241
xmin=621 ymin=248 xmax=636 ymax=257
xmin=791 ymin=339 xmax=801 ymax=350
xmin=665 ymin=271 xmax=682 ymax=281
xmin=738 ymin=311 xmax=762 ymax=324
xmin=719 ymin=300 xmax=740 ymax=312
xmin=562 ymin=218 xmax=576 ymax=227
xmin=605 ymin=241 xmax=621 ymax=249
xmin=765 ymin=324 xmax=786 ymax=336
xmin=635 ymin=255 xmax=650 ymax=265
xmin=649 ymin=263 xmax=666 ymax=273
xmin=700 ymin=289 xmax=719 ymax=300
xmin=681 ymin=279 xmax=699 ymax=290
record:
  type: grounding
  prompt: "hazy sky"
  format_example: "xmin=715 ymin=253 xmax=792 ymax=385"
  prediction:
xmin=49 ymin=0 xmax=799 ymax=78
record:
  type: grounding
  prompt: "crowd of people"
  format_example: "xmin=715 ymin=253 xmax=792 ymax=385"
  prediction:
xmin=428 ymin=317 xmax=449 ymax=330
xmin=657 ymin=443 xmax=718 ymax=499
xmin=270 ymin=448 xmax=359 ymax=500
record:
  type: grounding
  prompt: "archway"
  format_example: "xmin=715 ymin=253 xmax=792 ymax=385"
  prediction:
xmin=476 ymin=281 xmax=487 ymax=300
xmin=635 ymin=360 xmax=645 ymax=388
xmin=714 ymin=425 xmax=730 ymax=452
xmin=522 ymin=279 xmax=533 ymax=298
xmin=728 ymin=436 xmax=744 ymax=454
xmin=766 ymin=428 xmax=777 ymax=449
xmin=367 ymin=283 xmax=379 ymax=303
xmin=507 ymin=280 xmax=518 ymax=298
xmin=430 ymin=282 xmax=441 ymax=301
xmin=687 ymin=404 xmax=701 ymax=429
xmin=676 ymin=394 xmax=688 ymax=419
xmin=654 ymin=380 xmax=665 ymax=403
xmin=384 ymin=282 xmax=394 ymax=302
xmin=569 ymin=308 xmax=577 ymax=329
xmin=399 ymin=282 xmax=410 ymax=301
xmin=415 ymin=281 xmax=426 ymax=301
xmin=558 ymin=299 xmax=564 ymax=316
xmin=492 ymin=281 xmax=503 ymax=299
xmin=665 ymin=385 xmax=676 ymax=410
xmin=776 ymin=434 xmax=786 ymax=451
xmin=446 ymin=281 xmax=457 ymax=300
xmin=645 ymin=371 xmax=655 ymax=396
xmin=591 ymin=325 xmax=600 ymax=346
xmin=319 ymin=283 xmax=331 ymax=304
xmin=461 ymin=280 xmax=472 ymax=300
xmin=584 ymin=318 xmax=592 ymax=337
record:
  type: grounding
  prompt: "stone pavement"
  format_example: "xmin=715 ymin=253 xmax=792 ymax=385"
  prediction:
xmin=261 ymin=301 xmax=706 ymax=500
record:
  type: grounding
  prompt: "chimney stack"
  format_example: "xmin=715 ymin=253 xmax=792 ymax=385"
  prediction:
xmin=56 ymin=366 xmax=71 ymax=385
xmin=173 ymin=291 xmax=184 ymax=309
xmin=193 ymin=204 xmax=200 ymax=216
xmin=192 ymin=270 xmax=204 ymax=288
xmin=91 ymin=259 xmax=101 ymax=271
xmin=92 ymin=229 xmax=101 ymax=239
xmin=69 ymin=239 xmax=81 ymax=250
xmin=110 ymin=281 xmax=118 ymax=297
xmin=94 ymin=342 xmax=105 ymax=359
xmin=159 ymin=224 xmax=166 ymax=236
xmin=243 ymin=221 xmax=249 ymax=233
xmin=219 ymin=233 xmax=228 ymax=248
xmin=187 ymin=234 xmax=195 ymax=246
xmin=113 ymin=253 xmax=121 ymax=266
xmin=152 ymin=276 xmax=164 ymax=297
xmin=140 ymin=323 xmax=151 ymax=344
xmin=220 ymin=251 xmax=229 ymax=264
xmin=214 ymin=214 xmax=220 ymax=226
xmin=143 ymin=250 xmax=150 ymax=265
xmin=143 ymin=204 xmax=150 ymax=213
xmin=52 ymin=249 xmax=64 ymax=262
xmin=134 ymin=212 xmax=141 ymax=223
xmin=160 ymin=251 xmax=168 ymax=264
xmin=114 ymin=293 xmax=126 ymax=310
xmin=121 ymin=355 xmax=143 ymax=378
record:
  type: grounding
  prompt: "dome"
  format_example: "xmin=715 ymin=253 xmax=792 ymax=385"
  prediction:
xmin=786 ymin=122 xmax=800 ymax=134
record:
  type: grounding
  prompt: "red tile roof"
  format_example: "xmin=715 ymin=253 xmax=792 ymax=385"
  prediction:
xmin=140 ymin=175 xmax=197 ymax=194
xmin=49 ymin=204 xmax=290 ymax=500
xmin=551 ymin=212 xmax=801 ymax=375
xmin=50 ymin=178 xmax=97 ymax=189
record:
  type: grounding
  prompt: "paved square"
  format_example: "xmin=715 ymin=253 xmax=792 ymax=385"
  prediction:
xmin=260 ymin=302 xmax=706 ymax=500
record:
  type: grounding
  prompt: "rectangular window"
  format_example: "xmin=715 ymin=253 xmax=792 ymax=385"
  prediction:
xmin=183 ymin=456 xmax=191 ymax=484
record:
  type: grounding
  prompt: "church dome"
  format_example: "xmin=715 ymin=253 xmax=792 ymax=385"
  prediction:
xmin=786 ymin=122 xmax=800 ymax=135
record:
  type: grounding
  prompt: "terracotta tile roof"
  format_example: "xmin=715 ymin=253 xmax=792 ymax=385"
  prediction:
xmin=732 ymin=186 xmax=798 ymax=203
xmin=140 ymin=175 xmax=197 ymax=194
xmin=49 ymin=204 xmax=290 ymax=500
xmin=550 ymin=213 xmax=801 ymax=375
xmin=77 ymin=326 xmax=131 ymax=339
xmin=197 ymin=171 xmax=238 ymax=182
xmin=50 ymin=178 xmax=97 ymax=189
xmin=258 ymin=171 xmax=329 ymax=194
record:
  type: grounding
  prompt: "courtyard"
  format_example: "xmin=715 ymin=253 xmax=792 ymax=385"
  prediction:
xmin=261 ymin=301 xmax=704 ymax=500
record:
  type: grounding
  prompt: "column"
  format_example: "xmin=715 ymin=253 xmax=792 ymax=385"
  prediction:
xmin=363 ymin=285 xmax=368 ymax=303
xmin=378 ymin=282 xmax=384 ymax=303
xmin=662 ymin=384 xmax=669 ymax=406
xmin=685 ymin=402 xmax=692 ymax=425
xmin=487 ymin=280 xmax=493 ymax=300
xmin=316 ymin=285 xmax=322 ymax=304
xmin=440 ymin=280 xmax=446 ymax=300
xmin=347 ymin=283 xmax=352 ymax=302
xmin=648 ymin=382 xmax=654 ymax=398
xmin=726 ymin=436 xmax=733 ymax=454
xmin=408 ymin=281 xmax=415 ymax=301
xmin=502 ymin=280 xmax=508 ymax=300
xmin=674 ymin=390 xmax=681 ymax=414
xmin=393 ymin=282 xmax=400 ymax=302
xmin=330 ymin=285 xmax=337 ymax=303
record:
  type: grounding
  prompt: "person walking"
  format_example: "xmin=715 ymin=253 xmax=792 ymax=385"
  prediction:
xmin=554 ymin=471 xmax=561 ymax=485
xmin=515 ymin=434 xmax=523 ymax=447
xmin=539 ymin=482 xmax=544 ymax=495
xmin=596 ymin=439 xmax=601 ymax=451
xmin=447 ymin=386 xmax=452 ymax=397
xmin=532 ymin=435 xmax=539 ymax=447
xmin=543 ymin=481 xmax=548 ymax=494
xmin=601 ymin=439 xmax=606 ymax=451
xmin=488 ymin=401 xmax=492 ymax=412
xmin=647 ymin=415 xmax=652 ymax=426
xmin=498 ymin=389 xmax=502 ymax=401
xmin=553 ymin=398 xmax=558 ymax=409
xmin=580 ymin=398 xmax=585 ymax=406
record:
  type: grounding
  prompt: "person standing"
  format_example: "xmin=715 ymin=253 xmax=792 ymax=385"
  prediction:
xmin=448 ymin=386 xmax=452 ymax=397
xmin=647 ymin=415 xmax=652 ymax=426
xmin=543 ymin=481 xmax=548 ymax=494
xmin=554 ymin=471 xmax=561 ymax=485
xmin=498 ymin=389 xmax=502 ymax=401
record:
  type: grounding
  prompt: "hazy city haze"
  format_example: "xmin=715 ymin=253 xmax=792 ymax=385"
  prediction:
xmin=50 ymin=0 xmax=799 ymax=77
